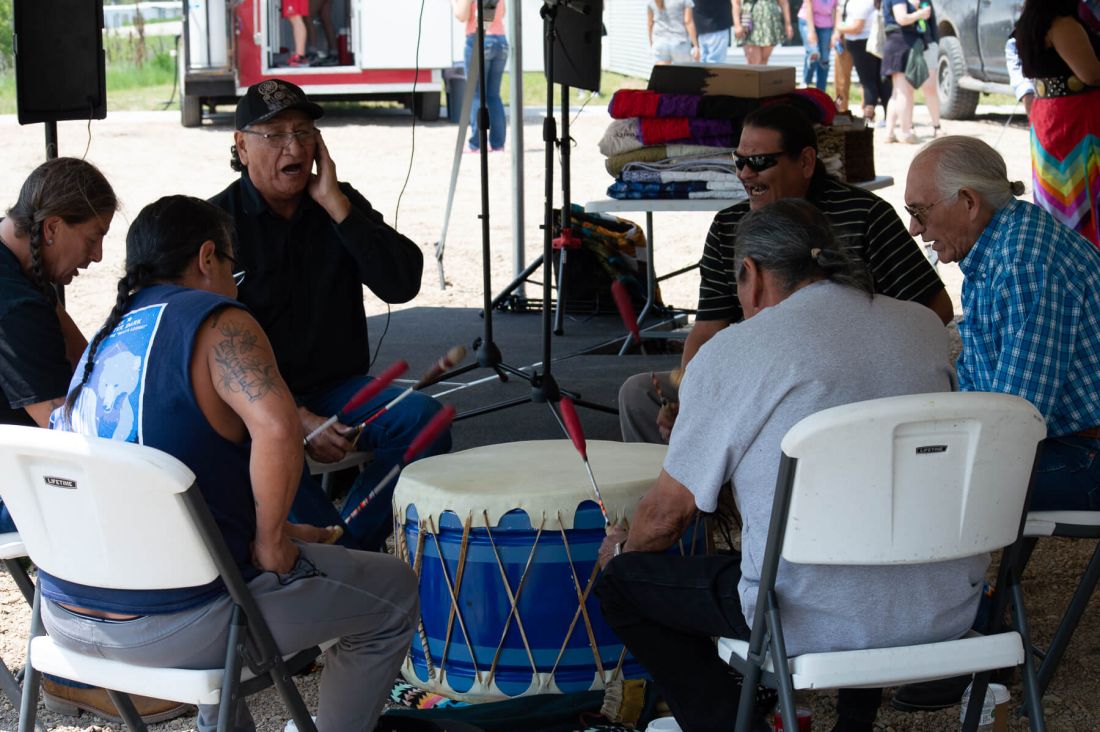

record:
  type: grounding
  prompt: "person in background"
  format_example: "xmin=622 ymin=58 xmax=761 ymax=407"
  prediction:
xmin=693 ymin=0 xmax=735 ymax=63
xmin=881 ymin=0 xmax=933 ymax=143
xmin=917 ymin=1 xmax=942 ymax=138
xmin=733 ymin=0 xmax=792 ymax=64
xmin=453 ymin=0 xmax=509 ymax=153
xmin=836 ymin=0 xmax=893 ymax=124
xmin=833 ymin=3 xmax=854 ymax=112
xmin=648 ymin=0 xmax=701 ymax=64
xmin=282 ymin=0 xmax=310 ymax=67
xmin=308 ymin=0 xmax=338 ymax=66
xmin=0 ymin=159 xmax=190 ymax=725
xmin=47 ymin=196 xmax=418 ymax=732
xmin=1006 ymin=1 xmax=1100 ymax=117
xmin=798 ymin=0 xmax=840 ymax=92
xmin=1015 ymin=0 xmax=1100 ymax=246
xmin=211 ymin=79 xmax=451 ymax=552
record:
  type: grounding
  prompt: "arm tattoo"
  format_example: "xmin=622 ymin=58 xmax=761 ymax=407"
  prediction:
xmin=211 ymin=317 xmax=283 ymax=402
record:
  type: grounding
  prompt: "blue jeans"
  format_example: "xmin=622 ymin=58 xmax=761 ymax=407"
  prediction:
xmin=292 ymin=376 xmax=452 ymax=551
xmin=697 ymin=29 xmax=731 ymax=63
xmin=799 ymin=19 xmax=833 ymax=91
xmin=464 ymin=33 xmax=508 ymax=151
xmin=1031 ymin=435 xmax=1100 ymax=510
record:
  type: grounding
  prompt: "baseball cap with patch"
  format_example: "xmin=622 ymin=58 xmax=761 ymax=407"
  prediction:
xmin=235 ymin=79 xmax=324 ymax=129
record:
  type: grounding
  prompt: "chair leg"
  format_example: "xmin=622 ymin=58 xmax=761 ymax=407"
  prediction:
xmin=18 ymin=587 xmax=43 ymax=732
xmin=0 ymin=657 xmax=22 ymax=711
xmin=272 ymin=664 xmax=316 ymax=732
xmin=106 ymin=690 xmax=149 ymax=732
xmin=218 ymin=606 xmax=247 ymax=732
xmin=766 ymin=605 xmax=799 ymax=732
xmin=1011 ymin=581 xmax=1047 ymax=732
xmin=962 ymin=671 xmax=990 ymax=732
xmin=734 ymin=657 xmax=762 ymax=732
xmin=3 ymin=558 xmax=35 ymax=606
xmin=1036 ymin=541 xmax=1100 ymax=695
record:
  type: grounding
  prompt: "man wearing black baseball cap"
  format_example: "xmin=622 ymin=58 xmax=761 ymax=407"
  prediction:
xmin=210 ymin=79 xmax=451 ymax=552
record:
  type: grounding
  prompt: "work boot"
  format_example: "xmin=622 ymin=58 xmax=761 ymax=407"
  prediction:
xmin=41 ymin=677 xmax=193 ymax=724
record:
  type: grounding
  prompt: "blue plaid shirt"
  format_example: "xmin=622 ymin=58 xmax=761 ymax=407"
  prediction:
xmin=958 ymin=200 xmax=1100 ymax=437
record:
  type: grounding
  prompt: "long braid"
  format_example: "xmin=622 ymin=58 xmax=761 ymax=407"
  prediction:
xmin=61 ymin=271 xmax=139 ymax=426
xmin=26 ymin=219 xmax=50 ymax=295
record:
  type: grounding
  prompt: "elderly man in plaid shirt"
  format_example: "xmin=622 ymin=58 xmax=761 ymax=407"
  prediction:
xmin=906 ymin=135 xmax=1100 ymax=511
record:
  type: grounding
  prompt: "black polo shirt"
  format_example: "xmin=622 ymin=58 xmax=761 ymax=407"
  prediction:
xmin=210 ymin=173 xmax=424 ymax=395
xmin=0 ymin=240 xmax=70 ymax=427
xmin=697 ymin=167 xmax=945 ymax=322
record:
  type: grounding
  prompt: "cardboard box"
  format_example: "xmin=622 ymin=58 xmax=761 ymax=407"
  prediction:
xmin=647 ymin=63 xmax=796 ymax=98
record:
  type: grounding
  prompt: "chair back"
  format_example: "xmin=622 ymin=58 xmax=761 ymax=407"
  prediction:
xmin=0 ymin=425 xmax=220 ymax=590
xmin=776 ymin=392 xmax=1046 ymax=565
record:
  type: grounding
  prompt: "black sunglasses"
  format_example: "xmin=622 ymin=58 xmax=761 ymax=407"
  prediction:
xmin=732 ymin=151 xmax=788 ymax=173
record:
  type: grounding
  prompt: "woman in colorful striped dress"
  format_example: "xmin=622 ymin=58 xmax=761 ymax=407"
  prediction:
xmin=1016 ymin=0 xmax=1100 ymax=246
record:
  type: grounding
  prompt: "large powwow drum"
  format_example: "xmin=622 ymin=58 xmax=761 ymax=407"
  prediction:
xmin=393 ymin=439 xmax=705 ymax=701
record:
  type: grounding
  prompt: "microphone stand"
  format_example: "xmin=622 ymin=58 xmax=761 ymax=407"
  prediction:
xmin=436 ymin=0 xmax=614 ymax=421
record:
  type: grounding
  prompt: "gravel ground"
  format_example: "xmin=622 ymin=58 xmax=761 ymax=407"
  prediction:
xmin=2 ymin=99 xmax=1096 ymax=731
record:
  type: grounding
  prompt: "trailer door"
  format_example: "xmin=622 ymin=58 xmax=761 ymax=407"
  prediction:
xmin=357 ymin=0 xmax=454 ymax=70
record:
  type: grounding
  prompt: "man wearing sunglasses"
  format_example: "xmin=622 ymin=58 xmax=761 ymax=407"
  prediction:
xmin=210 ymin=79 xmax=452 ymax=552
xmin=619 ymin=103 xmax=953 ymax=444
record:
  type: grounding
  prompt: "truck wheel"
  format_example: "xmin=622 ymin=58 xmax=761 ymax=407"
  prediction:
xmin=413 ymin=91 xmax=441 ymax=122
xmin=181 ymin=94 xmax=202 ymax=128
xmin=937 ymin=36 xmax=980 ymax=120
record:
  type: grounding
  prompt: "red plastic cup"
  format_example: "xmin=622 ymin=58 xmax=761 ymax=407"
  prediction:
xmin=774 ymin=706 xmax=813 ymax=732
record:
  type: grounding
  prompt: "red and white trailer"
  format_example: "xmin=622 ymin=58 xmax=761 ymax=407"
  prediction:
xmin=181 ymin=0 xmax=454 ymax=127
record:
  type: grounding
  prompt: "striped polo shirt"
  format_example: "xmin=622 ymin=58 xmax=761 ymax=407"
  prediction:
xmin=696 ymin=169 xmax=946 ymax=322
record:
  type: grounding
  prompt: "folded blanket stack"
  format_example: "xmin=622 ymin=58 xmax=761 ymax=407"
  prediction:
xmin=600 ymin=88 xmax=837 ymax=201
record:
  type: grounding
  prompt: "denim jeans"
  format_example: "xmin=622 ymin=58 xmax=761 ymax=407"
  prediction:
xmin=798 ymin=19 xmax=833 ymax=91
xmin=595 ymin=551 xmax=883 ymax=731
xmin=1031 ymin=435 xmax=1100 ymax=510
xmin=464 ymin=33 xmax=509 ymax=151
xmin=293 ymin=375 xmax=451 ymax=550
xmin=697 ymin=29 xmax=731 ymax=63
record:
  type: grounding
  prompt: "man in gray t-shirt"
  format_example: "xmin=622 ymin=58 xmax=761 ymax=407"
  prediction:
xmin=596 ymin=200 xmax=984 ymax=732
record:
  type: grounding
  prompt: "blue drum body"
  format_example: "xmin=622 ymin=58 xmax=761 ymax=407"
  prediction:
xmin=397 ymin=501 xmax=705 ymax=700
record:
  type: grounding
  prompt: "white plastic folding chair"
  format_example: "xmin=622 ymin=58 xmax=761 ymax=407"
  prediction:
xmin=1022 ymin=510 xmax=1100 ymax=696
xmin=0 ymin=425 xmax=326 ymax=732
xmin=307 ymin=450 xmax=373 ymax=502
xmin=716 ymin=392 xmax=1049 ymax=732
xmin=0 ymin=532 xmax=32 ymax=710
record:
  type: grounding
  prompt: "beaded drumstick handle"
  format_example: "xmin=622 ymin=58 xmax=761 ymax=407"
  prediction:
xmin=559 ymin=398 xmax=621 ymax=556
xmin=303 ymin=360 xmax=409 ymax=444
xmin=344 ymin=405 xmax=456 ymax=525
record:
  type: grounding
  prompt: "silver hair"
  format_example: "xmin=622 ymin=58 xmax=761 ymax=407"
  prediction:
xmin=917 ymin=136 xmax=1026 ymax=208
xmin=733 ymin=199 xmax=873 ymax=296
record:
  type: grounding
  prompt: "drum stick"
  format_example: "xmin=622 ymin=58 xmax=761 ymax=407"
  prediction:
xmin=352 ymin=346 xmax=467 ymax=434
xmin=413 ymin=345 xmax=468 ymax=390
xmin=611 ymin=279 xmax=646 ymax=355
xmin=345 ymin=405 xmax=456 ymax=525
xmin=558 ymin=397 xmax=616 ymax=536
xmin=303 ymin=360 xmax=408 ymax=445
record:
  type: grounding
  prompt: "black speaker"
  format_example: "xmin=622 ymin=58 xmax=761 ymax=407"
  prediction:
xmin=14 ymin=0 xmax=107 ymax=125
xmin=548 ymin=0 xmax=604 ymax=93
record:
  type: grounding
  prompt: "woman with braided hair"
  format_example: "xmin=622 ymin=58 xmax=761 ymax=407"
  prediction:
xmin=0 ymin=162 xmax=194 ymax=724
xmin=47 ymin=195 xmax=418 ymax=732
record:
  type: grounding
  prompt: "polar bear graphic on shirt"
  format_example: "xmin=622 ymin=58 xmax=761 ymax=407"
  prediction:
xmin=76 ymin=346 xmax=142 ymax=441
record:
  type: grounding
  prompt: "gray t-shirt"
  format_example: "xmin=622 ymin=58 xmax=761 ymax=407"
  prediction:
xmin=649 ymin=0 xmax=695 ymax=45
xmin=665 ymin=281 xmax=986 ymax=656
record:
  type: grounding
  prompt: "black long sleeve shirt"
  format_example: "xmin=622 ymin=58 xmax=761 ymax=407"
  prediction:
xmin=210 ymin=173 xmax=423 ymax=395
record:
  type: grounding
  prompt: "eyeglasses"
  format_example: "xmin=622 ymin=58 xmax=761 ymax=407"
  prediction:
xmin=732 ymin=151 xmax=788 ymax=173
xmin=904 ymin=193 xmax=957 ymax=226
xmin=220 ymin=251 xmax=247 ymax=286
xmin=241 ymin=128 xmax=318 ymax=149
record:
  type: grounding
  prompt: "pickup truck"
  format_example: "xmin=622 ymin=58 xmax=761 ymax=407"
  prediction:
xmin=931 ymin=0 xmax=1024 ymax=119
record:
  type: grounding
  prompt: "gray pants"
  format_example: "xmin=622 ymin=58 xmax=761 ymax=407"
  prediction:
xmin=618 ymin=371 xmax=679 ymax=444
xmin=43 ymin=542 xmax=418 ymax=732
